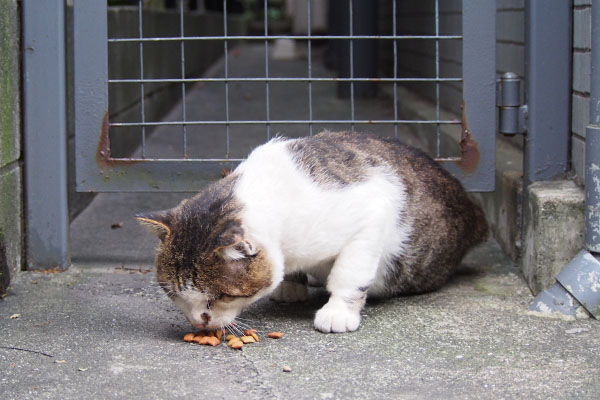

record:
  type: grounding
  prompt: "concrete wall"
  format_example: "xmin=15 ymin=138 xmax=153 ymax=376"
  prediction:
xmin=0 ymin=0 xmax=23 ymax=295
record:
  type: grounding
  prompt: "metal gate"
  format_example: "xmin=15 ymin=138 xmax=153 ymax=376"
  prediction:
xmin=74 ymin=0 xmax=496 ymax=193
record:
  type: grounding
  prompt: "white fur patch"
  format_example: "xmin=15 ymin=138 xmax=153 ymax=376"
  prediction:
xmin=173 ymin=289 xmax=210 ymax=327
xmin=221 ymin=246 xmax=245 ymax=261
xmin=314 ymin=296 xmax=362 ymax=333
xmin=232 ymin=137 xmax=413 ymax=331
xmin=174 ymin=288 xmax=270 ymax=329
xmin=219 ymin=241 xmax=257 ymax=261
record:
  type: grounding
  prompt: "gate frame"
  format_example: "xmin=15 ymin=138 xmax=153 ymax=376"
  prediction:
xmin=73 ymin=0 xmax=496 ymax=193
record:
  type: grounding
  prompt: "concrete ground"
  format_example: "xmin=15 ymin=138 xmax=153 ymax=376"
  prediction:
xmin=2 ymin=44 xmax=600 ymax=399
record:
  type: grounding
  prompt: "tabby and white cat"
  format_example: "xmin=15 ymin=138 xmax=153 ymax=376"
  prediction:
xmin=137 ymin=131 xmax=488 ymax=333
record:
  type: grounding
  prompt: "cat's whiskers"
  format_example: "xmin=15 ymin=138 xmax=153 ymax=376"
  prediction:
xmin=229 ymin=316 xmax=269 ymax=335
xmin=226 ymin=322 xmax=244 ymax=337
xmin=233 ymin=317 xmax=264 ymax=331
xmin=232 ymin=320 xmax=252 ymax=331
xmin=231 ymin=316 xmax=258 ymax=323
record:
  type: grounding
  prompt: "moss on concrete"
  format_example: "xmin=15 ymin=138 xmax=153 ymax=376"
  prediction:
xmin=0 ymin=0 xmax=20 ymax=167
xmin=0 ymin=0 xmax=22 ymax=293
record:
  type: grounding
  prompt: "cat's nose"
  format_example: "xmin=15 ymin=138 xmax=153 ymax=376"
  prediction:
xmin=200 ymin=313 xmax=211 ymax=324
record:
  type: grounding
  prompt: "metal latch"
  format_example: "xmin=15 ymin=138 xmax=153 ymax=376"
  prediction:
xmin=497 ymin=72 xmax=527 ymax=135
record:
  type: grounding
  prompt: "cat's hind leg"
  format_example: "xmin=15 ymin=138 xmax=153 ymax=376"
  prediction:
xmin=270 ymin=271 xmax=308 ymax=302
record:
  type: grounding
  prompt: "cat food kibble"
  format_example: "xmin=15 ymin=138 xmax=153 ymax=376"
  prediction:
xmin=183 ymin=329 xmax=282 ymax=349
xmin=230 ymin=341 xmax=244 ymax=350
xmin=240 ymin=336 xmax=256 ymax=344
xmin=244 ymin=329 xmax=260 ymax=342
xmin=199 ymin=336 xmax=211 ymax=345
xmin=183 ymin=333 xmax=196 ymax=342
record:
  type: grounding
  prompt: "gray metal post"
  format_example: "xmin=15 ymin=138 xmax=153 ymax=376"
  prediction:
xmin=585 ymin=0 xmax=600 ymax=252
xmin=441 ymin=0 xmax=496 ymax=192
xmin=23 ymin=0 xmax=70 ymax=270
xmin=523 ymin=0 xmax=571 ymax=184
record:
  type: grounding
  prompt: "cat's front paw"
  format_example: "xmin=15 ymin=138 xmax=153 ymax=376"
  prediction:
xmin=270 ymin=281 xmax=308 ymax=302
xmin=314 ymin=298 xmax=361 ymax=333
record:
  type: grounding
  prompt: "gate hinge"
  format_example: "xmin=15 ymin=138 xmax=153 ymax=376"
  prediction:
xmin=497 ymin=72 xmax=527 ymax=136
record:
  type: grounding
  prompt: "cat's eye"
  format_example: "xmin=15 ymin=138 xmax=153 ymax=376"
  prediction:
xmin=216 ymin=293 xmax=250 ymax=303
xmin=218 ymin=294 xmax=238 ymax=303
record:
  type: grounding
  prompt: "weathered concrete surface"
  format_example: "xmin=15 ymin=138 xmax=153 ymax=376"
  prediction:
xmin=2 ymin=239 xmax=600 ymax=399
xmin=523 ymin=181 xmax=586 ymax=294
xmin=0 ymin=0 xmax=20 ymax=167
xmin=0 ymin=0 xmax=22 ymax=295
xmin=0 ymin=165 xmax=22 ymax=294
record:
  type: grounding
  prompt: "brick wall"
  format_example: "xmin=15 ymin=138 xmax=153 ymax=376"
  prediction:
xmin=572 ymin=0 xmax=592 ymax=185
xmin=496 ymin=0 xmax=525 ymax=89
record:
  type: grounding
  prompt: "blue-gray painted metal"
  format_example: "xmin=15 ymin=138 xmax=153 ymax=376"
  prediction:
xmin=75 ymin=1 xmax=496 ymax=192
xmin=23 ymin=0 xmax=70 ymax=269
xmin=74 ymin=1 xmax=108 ymax=192
xmin=556 ymin=250 xmax=600 ymax=318
xmin=524 ymin=0 xmax=571 ymax=183
xmin=440 ymin=0 xmax=496 ymax=192
xmin=527 ymin=281 xmax=585 ymax=318
xmin=585 ymin=0 xmax=600 ymax=252
xmin=498 ymin=72 xmax=525 ymax=135
xmin=587 ymin=128 xmax=600 ymax=251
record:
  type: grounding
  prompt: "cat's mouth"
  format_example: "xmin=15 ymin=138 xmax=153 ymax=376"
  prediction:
xmin=186 ymin=311 xmax=237 ymax=331
xmin=192 ymin=322 xmax=217 ymax=330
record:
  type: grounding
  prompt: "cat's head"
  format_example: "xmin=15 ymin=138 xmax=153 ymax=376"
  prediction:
xmin=137 ymin=188 xmax=273 ymax=330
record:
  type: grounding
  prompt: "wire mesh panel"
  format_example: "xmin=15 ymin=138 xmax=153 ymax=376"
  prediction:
xmin=74 ymin=0 xmax=495 ymax=192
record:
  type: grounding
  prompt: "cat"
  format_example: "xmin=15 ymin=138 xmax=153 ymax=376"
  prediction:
xmin=137 ymin=131 xmax=488 ymax=333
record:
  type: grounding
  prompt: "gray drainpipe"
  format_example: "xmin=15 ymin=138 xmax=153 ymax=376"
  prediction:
xmin=529 ymin=0 xmax=600 ymax=319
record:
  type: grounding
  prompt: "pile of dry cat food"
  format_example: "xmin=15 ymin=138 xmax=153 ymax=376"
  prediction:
xmin=183 ymin=329 xmax=283 ymax=350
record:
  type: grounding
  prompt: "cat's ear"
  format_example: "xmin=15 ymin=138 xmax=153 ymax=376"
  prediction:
xmin=136 ymin=210 xmax=173 ymax=241
xmin=219 ymin=240 xmax=257 ymax=261
xmin=215 ymin=224 xmax=257 ymax=260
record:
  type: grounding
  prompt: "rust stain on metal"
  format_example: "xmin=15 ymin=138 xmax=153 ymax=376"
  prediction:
xmin=96 ymin=112 xmax=111 ymax=168
xmin=97 ymin=112 xmax=141 ymax=169
xmin=454 ymin=100 xmax=480 ymax=173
